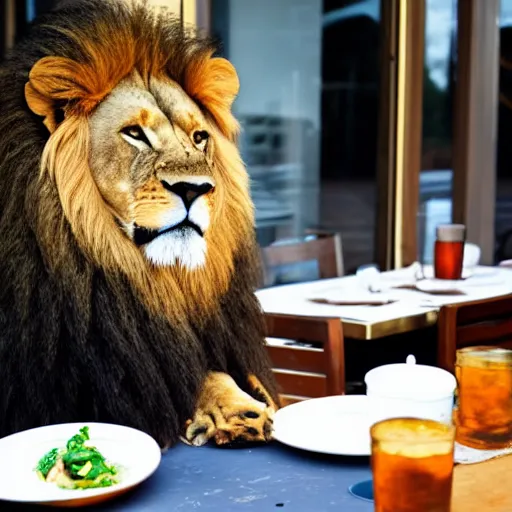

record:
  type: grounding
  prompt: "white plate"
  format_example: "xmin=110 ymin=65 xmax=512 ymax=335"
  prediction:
xmin=0 ymin=422 xmax=161 ymax=507
xmin=272 ymin=395 xmax=371 ymax=456
xmin=422 ymin=267 xmax=500 ymax=282
xmin=421 ymin=267 xmax=472 ymax=280
xmin=415 ymin=279 xmax=465 ymax=294
xmin=416 ymin=272 xmax=505 ymax=294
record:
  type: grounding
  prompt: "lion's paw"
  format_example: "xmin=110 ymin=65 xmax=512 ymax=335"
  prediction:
xmin=183 ymin=372 xmax=276 ymax=447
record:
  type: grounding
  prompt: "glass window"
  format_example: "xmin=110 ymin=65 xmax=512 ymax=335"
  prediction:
xmin=212 ymin=0 xmax=381 ymax=274
xmin=418 ymin=0 xmax=457 ymax=265
xmin=322 ymin=0 xmax=380 ymax=273
xmin=495 ymin=0 xmax=512 ymax=263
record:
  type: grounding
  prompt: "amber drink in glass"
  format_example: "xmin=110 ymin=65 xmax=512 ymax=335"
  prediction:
xmin=455 ymin=346 xmax=512 ymax=449
xmin=434 ymin=224 xmax=465 ymax=280
xmin=371 ymin=418 xmax=455 ymax=512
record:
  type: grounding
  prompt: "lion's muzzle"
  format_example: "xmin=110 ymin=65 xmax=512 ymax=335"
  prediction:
xmin=133 ymin=176 xmax=215 ymax=268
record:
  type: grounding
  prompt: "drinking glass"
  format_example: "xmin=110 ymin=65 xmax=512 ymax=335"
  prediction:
xmin=371 ymin=417 xmax=455 ymax=512
xmin=455 ymin=346 xmax=512 ymax=450
xmin=434 ymin=224 xmax=465 ymax=280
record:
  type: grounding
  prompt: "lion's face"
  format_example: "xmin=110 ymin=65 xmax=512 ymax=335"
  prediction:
xmin=89 ymin=71 xmax=216 ymax=269
xmin=23 ymin=6 xmax=255 ymax=314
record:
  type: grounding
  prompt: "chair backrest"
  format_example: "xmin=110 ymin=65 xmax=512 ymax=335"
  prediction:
xmin=264 ymin=313 xmax=345 ymax=406
xmin=437 ymin=295 xmax=512 ymax=372
xmin=261 ymin=232 xmax=344 ymax=287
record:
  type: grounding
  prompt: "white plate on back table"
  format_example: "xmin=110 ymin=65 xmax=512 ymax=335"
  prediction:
xmin=0 ymin=422 xmax=161 ymax=507
xmin=272 ymin=395 xmax=371 ymax=456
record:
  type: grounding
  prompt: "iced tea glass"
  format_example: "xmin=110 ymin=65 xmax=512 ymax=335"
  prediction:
xmin=455 ymin=346 xmax=512 ymax=450
xmin=371 ymin=417 xmax=455 ymax=512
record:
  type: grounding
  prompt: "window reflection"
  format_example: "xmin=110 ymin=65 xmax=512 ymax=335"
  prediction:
xmin=212 ymin=0 xmax=381 ymax=273
xmin=418 ymin=0 xmax=457 ymax=264
xmin=496 ymin=1 xmax=512 ymax=262
xmin=322 ymin=0 xmax=380 ymax=273
xmin=213 ymin=0 xmax=323 ymax=250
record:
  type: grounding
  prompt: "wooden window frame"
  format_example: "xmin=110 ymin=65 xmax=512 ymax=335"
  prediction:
xmin=378 ymin=0 xmax=500 ymax=269
xmin=3 ymin=0 xmax=16 ymax=54
xmin=452 ymin=0 xmax=500 ymax=264
xmin=376 ymin=0 xmax=425 ymax=270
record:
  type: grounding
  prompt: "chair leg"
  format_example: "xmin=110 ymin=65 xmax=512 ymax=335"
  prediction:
xmin=437 ymin=307 xmax=458 ymax=373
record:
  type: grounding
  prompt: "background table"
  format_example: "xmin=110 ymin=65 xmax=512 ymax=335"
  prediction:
xmin=256 ymin=266 xmax=512 ymax=339
xmin=1 ymin=443 xmax=373 ymax=511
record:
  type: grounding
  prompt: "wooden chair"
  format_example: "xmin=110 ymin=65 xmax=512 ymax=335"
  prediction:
xmin=261 ymin=231 xmax=344 ymax=287
xmin=437 ymin=295 xmax=512 ymax=372
xmin=264 ymin=313 xmax=345 ymax=406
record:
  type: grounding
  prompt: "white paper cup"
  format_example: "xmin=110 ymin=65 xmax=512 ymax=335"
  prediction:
xmin=364 ymin=357 xmax=457 ymax=426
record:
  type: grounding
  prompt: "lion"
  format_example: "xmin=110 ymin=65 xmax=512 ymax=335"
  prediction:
xmin=0 ymin=0 xmax=279 ymax=448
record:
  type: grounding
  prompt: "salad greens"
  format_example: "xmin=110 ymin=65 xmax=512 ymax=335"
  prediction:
xmin=36 ymin=448 xmax=59 ymax=480
xmin=35 ymin=426 xmax=119 ymax=490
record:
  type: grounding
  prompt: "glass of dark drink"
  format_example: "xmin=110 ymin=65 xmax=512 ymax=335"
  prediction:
xmin=371 ymin=417 xmax=455 ymax=512
xmin=434 ymin=224 xmax=466 ymax=280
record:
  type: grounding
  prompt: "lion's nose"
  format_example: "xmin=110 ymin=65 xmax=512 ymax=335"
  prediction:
xmin=161 ymin=180 xmax=214 ymax=209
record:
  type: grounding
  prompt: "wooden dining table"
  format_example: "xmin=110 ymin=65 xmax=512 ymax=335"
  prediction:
xmin=3 ymin=441 xmax=511 ymax=511
xmin=256 ymin=265 xmax=512 ymax=340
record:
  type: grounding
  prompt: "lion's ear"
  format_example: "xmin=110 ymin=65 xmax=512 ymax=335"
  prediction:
xmin=25 ymin=56 xmax=100 ymax=133
xmin=184 ymin=56 xmax=240 ymax=139
xmin=25 ymin=81 xmax=59 ymax=133
xmin=198 ymin=57 xmax=240 ymax=107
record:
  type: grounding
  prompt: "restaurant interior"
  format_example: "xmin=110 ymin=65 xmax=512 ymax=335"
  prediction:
xmin=2 ymin=0 xmax=512 ymax=510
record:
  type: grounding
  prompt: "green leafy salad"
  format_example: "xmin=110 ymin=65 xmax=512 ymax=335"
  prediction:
xmin=35 ymin=426 xmax=120 ymax=490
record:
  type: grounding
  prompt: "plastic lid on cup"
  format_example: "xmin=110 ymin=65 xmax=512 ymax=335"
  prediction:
xmin=364 ymin=355 xmax=457 ymax=401
xmin=436 ymin=224 xmax=466 ymax=242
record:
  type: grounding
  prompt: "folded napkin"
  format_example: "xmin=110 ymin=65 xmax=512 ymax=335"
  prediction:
xmin=454 ymin=442 xmax=512 ymax=465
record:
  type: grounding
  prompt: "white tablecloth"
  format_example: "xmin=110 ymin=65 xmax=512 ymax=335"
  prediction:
xmin=256 ymin=266 xmax=512 ymax=325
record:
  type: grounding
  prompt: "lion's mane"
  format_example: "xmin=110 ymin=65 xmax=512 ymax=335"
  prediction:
xmin=0 ymin=0 xmax=277 ymax=446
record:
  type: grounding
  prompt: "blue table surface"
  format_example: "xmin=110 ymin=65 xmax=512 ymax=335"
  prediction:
xmin=1 ymin=442 xmax=373 ymax=511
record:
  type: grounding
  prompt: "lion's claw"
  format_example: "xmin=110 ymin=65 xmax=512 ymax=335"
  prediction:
xmin=184 ymin=372 xmax=277 ymax=446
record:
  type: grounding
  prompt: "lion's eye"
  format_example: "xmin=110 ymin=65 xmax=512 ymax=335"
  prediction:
xmin=120 ymin=125 xmax=152 ymax=148
xmin=193 ymin=130 xmax=209 ymax=145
